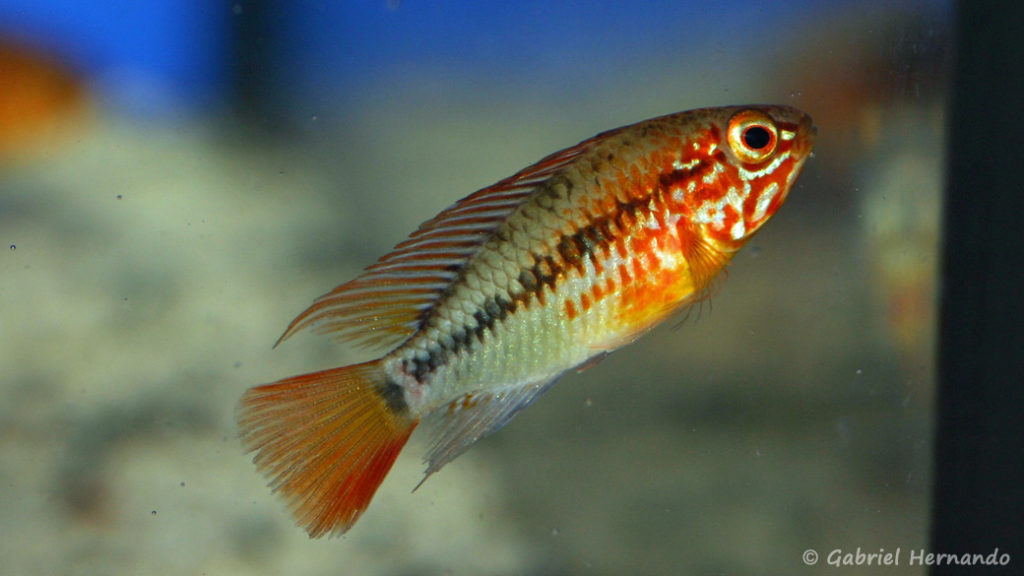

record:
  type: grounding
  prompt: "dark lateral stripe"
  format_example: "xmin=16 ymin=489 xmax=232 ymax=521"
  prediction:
xmin=658 ymin=160 xmax=709 ymax=191
xmin=406 ymin=161 xmax=704 ymax=381
xmin=405 ymin=292 xmax=518 ymax=381
xmin=407 ymin=226 xmax=618 ymax=380
xmin=377 ymin=378 xmax=410 ymax=414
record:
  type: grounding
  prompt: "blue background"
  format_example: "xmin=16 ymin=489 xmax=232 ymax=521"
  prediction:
xmin=0 ymin=0 xmax=831 ymax=117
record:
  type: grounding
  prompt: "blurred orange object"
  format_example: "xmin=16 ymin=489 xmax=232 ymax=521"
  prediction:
xmin=0 ymin=38 xmax=89 ymax=163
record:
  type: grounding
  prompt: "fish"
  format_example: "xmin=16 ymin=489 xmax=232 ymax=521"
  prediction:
xmin=0 ymin=39 xmax=89 ymax=164
xmin=238 ymin=105 xmax=816 ymax=537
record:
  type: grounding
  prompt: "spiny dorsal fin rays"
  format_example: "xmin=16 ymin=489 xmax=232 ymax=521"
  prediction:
xmin=274 ymin=129 xmax=611 ymax=350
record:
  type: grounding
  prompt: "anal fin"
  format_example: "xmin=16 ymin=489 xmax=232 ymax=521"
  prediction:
xmin=417 ymin=378 xmax=559 ymax=488
xmin=575 ymin=351 xmax=609 ymax=373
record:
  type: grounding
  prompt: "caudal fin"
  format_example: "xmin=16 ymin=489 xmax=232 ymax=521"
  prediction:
xmin=238 ymin=360 xmax=417 ymax=537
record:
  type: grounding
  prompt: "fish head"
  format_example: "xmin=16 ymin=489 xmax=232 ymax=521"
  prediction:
xmin=680 ymin=105 xmax=816 ymax=250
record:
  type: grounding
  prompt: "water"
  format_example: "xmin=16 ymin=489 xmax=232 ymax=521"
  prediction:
xmin=0 ymin=1 xmax=950 ymax=574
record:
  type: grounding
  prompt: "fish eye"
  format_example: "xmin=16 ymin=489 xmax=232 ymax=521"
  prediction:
xmin=727 ymin=110 xmax=778 ymax=163
xmin=743 ymin=126 xmax=772 ymax=149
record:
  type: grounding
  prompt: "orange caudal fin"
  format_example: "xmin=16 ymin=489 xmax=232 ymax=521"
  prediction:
xmin=238 ymin=360 xmax=417 ymax=537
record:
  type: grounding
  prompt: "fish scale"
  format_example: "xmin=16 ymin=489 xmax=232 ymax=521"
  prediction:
xmin=400 ymin=185 xmax=639 ymax=391
xmin=239 ymin=104 xmax=816 ymax=537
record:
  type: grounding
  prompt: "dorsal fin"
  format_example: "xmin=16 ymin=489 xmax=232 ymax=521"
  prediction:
xmin=275 ymin=132 xmax=605 ymax=350
xmin=416 ymin=377 xmax=559 ymax=488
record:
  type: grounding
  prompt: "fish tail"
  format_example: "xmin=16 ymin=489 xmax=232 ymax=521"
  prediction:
xmin=238 ymin=359 xmax=417 ymax=537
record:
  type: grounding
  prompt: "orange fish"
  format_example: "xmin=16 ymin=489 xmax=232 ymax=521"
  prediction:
xmin=0 ymin=39 xmax=89 ymax=164
xmin=239 ymin=105 xmax=816 ymax=537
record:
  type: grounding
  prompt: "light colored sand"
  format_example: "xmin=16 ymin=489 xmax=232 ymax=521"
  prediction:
xmin=0 ymin=85 xmax=936 ymax=574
